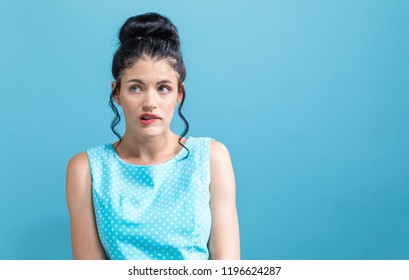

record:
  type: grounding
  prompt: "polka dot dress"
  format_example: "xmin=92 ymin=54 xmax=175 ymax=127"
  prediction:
xmin=86 ymin=137 xmax=212 ymax=260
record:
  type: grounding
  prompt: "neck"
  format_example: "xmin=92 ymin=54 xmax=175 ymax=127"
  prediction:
xmin=114 ymin=131 xmax=183 ymax=164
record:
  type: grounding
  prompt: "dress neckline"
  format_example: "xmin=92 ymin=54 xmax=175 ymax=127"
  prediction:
xmin=109 ymin=137 xmax=191 ymax=167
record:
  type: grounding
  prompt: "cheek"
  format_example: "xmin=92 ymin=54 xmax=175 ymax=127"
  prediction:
xmin=120 ymin=102 xmax=138 ymax=118
xmin=160 ymin=98 xmax=177 ymax=110
xmin=168 ymin=99 xmax=178 ymax=110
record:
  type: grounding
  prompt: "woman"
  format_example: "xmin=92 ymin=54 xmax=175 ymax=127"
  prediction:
xmin=66 ymin=12 xmax=240 ymax=260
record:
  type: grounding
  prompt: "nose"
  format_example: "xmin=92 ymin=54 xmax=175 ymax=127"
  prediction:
xmin=142 ymin=104 xmax=156 ymax=111
xmin=142 ymin=90 xmax=157 ymax=111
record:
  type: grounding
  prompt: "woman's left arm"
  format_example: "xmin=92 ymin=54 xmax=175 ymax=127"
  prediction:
xmin=208 ymin=140 xmax=240 ymax=259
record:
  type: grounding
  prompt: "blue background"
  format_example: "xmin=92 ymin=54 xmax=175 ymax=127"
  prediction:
xmin=0 ymin=0 xmax=408 ymax=259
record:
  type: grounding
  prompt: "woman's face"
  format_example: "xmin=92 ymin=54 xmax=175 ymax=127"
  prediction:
xmin=113 ymin=57 xmax=183 ymax=138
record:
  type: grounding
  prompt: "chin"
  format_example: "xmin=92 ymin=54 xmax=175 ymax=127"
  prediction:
xmin=138 ymin=127 xmax=167 ymax=138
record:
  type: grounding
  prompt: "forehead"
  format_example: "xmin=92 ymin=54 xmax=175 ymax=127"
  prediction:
xmin=122 ymin=57 xmax=179 ymax=82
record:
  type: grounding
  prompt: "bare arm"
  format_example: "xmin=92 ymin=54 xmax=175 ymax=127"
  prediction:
xmin=208 ymin=140 xmax=240 ymax=259
xmin=66 ymin=152 xmax=107 ymax=260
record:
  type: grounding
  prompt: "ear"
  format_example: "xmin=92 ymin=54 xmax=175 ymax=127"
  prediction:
xmin=112 ymin=81 xmax=121 ymax=106
xmin=176 ymin=82 xmax=185 ymax=105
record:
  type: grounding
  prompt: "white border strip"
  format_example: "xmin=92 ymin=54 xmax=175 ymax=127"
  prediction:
xmin=0 ymin=260 xmax=408 ymax=280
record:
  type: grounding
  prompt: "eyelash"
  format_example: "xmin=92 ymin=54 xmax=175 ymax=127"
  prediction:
xmin=129 ymin=85 xmax=171 ymax=93
xmin=158 ymin=85 xmax=171 ymax=93
xmin=130 ymin=86 xmax=142 ymax=93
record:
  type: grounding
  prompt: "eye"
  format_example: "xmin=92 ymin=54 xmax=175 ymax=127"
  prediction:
xmin=130 ymin=85 xmax=142 ymax=93
xmin=158 ymin=85 xmax=171 ymax=94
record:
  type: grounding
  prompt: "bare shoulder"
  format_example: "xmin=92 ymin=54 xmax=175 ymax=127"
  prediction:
xmin=209 ymin=139 xmax=235 ymax=191
xmin=210 ymin=139 xmax=231 ymax=162
xmin=66 ymin=152 xmax=91 ymax=195
xmin=67 ymin=152 xmax=89 ymax=172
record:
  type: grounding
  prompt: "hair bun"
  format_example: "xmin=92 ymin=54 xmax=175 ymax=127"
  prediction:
xmin=119 ymin=13 xmax=179 ymax=45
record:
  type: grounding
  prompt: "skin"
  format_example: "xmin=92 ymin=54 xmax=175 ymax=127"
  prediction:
xmin=66 ymin=57 xmax=240 ymax=259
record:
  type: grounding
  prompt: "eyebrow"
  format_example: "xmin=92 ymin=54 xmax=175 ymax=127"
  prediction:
xmin=126 ymin=79 xmax=174 ymax=85
xmin=126 ymin=79 xmax=145 ymax=85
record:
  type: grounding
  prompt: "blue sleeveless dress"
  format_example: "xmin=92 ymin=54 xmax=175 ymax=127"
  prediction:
xmin=86 ymin=137 xmax=212 ymax=260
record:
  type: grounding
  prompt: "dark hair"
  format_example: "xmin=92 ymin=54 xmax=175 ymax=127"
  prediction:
xmin=109 ymin=13 xmax=189 ymax=157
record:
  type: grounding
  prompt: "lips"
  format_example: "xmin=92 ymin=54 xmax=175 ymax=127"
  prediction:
xmin=139 ymin=113 xmax=161 ymax=125
xmin=139 ymin=113 xmax=161 ymax=120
